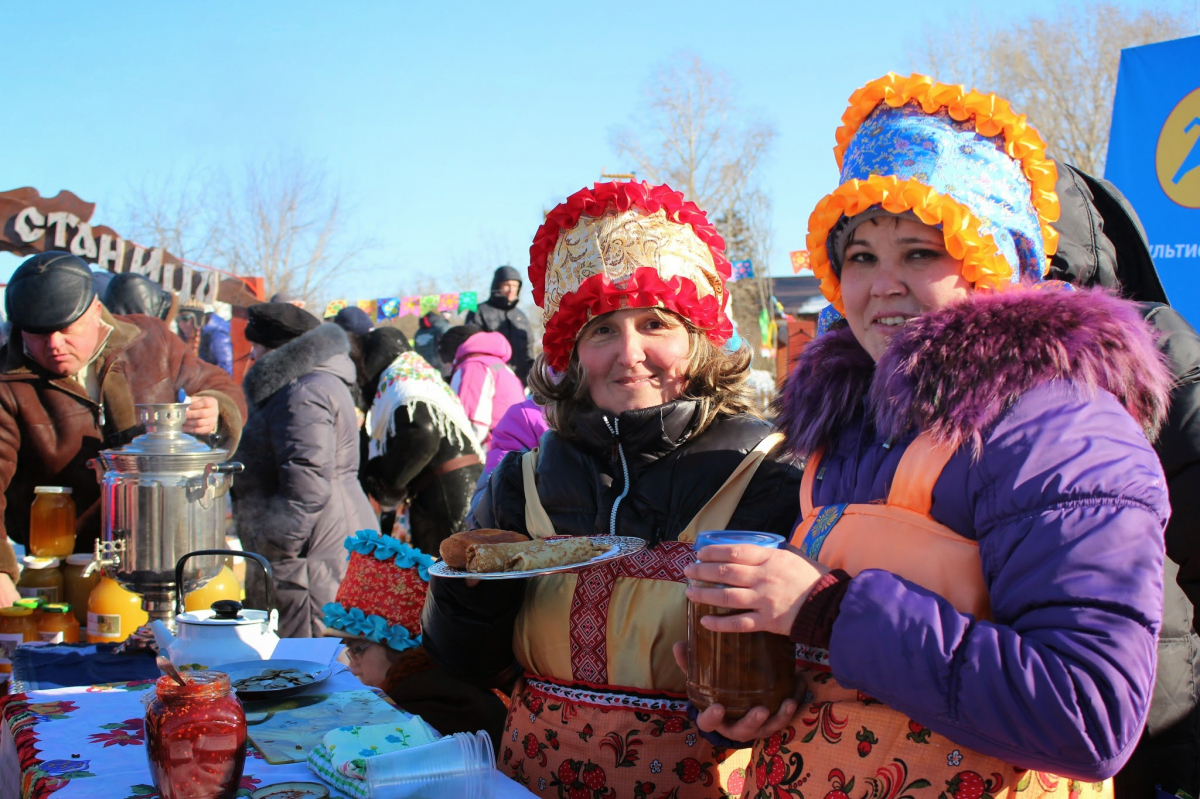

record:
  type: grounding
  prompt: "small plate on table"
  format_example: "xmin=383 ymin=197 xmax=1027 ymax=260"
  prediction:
xmin=428 ymin=535 xmax=646 ymax=579
xmin=217 ymin=659 xmax=331 ymax=701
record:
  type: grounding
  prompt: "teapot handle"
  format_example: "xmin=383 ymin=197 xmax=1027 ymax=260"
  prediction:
xmin=174 ymin=550 xmax=276 ymax=627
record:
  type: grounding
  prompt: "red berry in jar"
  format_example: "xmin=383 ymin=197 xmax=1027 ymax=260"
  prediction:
xmin=144 ymin=671 xmax=247 ymax=799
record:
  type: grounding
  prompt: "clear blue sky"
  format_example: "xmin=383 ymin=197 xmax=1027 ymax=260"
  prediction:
xmin=0 ymin=0 xmax=1185 ymax=306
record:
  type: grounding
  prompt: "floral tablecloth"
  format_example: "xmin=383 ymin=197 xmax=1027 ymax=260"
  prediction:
xmin=0 ymin=670 xmax=535 ymax=799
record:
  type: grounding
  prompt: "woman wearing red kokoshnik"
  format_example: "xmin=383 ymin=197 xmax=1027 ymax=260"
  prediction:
xmin=422 ymin=181 xmax=801 ymax=798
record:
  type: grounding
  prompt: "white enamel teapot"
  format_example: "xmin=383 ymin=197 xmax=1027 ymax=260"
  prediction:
xmin=150 ymin=549 xmax=280 ymax=670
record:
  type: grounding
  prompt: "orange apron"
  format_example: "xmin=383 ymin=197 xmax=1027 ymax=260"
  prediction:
xmin=500 ymin=435 xmax=781 ymax=798
xmin=741 ymin=433 xmax=1111 ymax=799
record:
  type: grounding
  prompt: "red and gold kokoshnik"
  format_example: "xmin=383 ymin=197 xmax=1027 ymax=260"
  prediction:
xmin=529 ymin=182 xmax=733 ymax=371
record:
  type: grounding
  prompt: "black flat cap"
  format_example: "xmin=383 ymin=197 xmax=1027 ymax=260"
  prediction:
xmin=6 ymin=252 xmax=97 ymax=334
xmin=244 ymin=302 xmax=319 ymax=349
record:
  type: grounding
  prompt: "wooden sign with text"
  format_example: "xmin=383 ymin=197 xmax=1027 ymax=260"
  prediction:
xmin=0 ymin=187 xmax=258 ymax=307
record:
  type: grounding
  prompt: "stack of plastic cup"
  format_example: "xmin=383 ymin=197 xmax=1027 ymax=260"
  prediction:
xmin=364 ymin=730 xmax=496 ymax=799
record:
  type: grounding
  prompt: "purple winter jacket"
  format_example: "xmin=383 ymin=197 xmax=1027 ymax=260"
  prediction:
xmin=776 ymin=287 xmax=1172 ymax=780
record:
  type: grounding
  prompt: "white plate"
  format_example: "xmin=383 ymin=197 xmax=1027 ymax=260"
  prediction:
xmin=428 ymin=535 xmax=647 ymax=579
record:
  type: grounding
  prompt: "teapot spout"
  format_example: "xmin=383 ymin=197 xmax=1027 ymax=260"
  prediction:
xmin=149 ymin=620 xmax=176 ymax=653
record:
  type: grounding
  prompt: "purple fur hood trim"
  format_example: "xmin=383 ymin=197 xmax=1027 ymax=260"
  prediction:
xmin=776 ymin=287 xmax=1172 ymax=457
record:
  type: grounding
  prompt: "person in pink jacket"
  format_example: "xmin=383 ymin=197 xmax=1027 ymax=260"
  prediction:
xmin=450 ymin=331 xmax=525 ymax=449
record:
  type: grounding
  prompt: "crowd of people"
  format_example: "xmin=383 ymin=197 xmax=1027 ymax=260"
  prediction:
xmin=1 ymin=72 xmax=1198 ymax=799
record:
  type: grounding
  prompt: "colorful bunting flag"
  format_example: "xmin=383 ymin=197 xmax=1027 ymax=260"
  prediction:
xmin=438 ymin=293 xmax=460 ymax=313
xmin=419 ymin=295 xmax=439 ymax=315
xmin=323 ymin=300 xmax=347 ymax=319
xmin=357 ymin=299 xmax=378 ymax=320
xmin=377 ymin=298 xmax=401 ymax=321
xmin=400 ymin=296 xmax=420 ymax=316
xmin=729 ymin=259 xmax=754 ymax=281
xmin=458 ymin=291 xmax=479 ymax=314
xmin=790 ymin=250 xmax=811 ymax=274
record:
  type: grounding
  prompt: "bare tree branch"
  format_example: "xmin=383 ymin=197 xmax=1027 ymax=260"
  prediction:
xmin=910 ymin=1 xmax=1198 ymax=173
xmin=610 ymin=53 xmax=778 ymax=276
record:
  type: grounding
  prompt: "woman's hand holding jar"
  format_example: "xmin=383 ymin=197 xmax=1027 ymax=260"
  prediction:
xmin=676 ymin=541 xmax=828 ymax=742
xmin=684 ymin=543 xmax=828 ymax=636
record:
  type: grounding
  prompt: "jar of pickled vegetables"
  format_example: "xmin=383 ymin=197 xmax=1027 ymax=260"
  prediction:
xmin=17 ymin=556 xmax=63 ymax=603
xmin=63 ymin=554 xmax=100 ymax=626
xmin=29 ymin=486 xmax=75 ymax=558
xmin=87 ymin=575 xmax=148 ymax=644
xmin=38 ymin=603 xmax=81 ymax=644
xmin=0 ymin=606 xmax=39 ymax=676
xmin=144 ymin=671 xmax=246 ymax=799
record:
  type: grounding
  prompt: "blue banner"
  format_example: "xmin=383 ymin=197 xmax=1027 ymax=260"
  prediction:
xmin=1106 ymin=34 xmax=1200 ymax=324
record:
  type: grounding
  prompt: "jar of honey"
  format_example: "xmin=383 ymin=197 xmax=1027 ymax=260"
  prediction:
xmin=184 ymin=563 xmax=241 ymax=612
xmin=686 ymin=531 xmax=797 ymax=721
xmin=29 ymin=486 xmax=76 ymax=558
xmin=38 ymin=603 xmax=81 ymax=644
xmin=63 ymin=554 xmax=100 ymax=626
xmin=17 ymin=556 xmax=63 ymax=603
xmin=87 ymin=575 xmax=148 ymax=644
xmin=0 ymin=606 xmax=39 ymax=676
xmin=14 ymin=597 xmax=46 ymax=628
xmin=144 ymin=671 xmax=246 ymax=799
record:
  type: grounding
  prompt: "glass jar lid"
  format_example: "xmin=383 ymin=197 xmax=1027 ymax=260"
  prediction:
xmin=41 ymin=603 xmax=72 ymax=614
xmin=0 ymin=607 xmax=32 ymax=617
xmin=692 ymin=531 xmax=785 ymax=551
xmin=21 ymin=556 xmax=62 ymax=569
xmin=65 ymin=554 xmax=95 ymax=567
xmin=34 ymin=486 xmax=72 ymax=494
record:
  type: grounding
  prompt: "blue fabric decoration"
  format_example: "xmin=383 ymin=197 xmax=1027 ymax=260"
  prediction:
xmin=817 ymin=305 xmax=845 ymax=336
xmin=342 ymin=529 xmax=434 ymax=581
xmin=321 ymin=602 xmax=422 ymax=652
xmin=837 ymin=102 xmax=1046 ymax=283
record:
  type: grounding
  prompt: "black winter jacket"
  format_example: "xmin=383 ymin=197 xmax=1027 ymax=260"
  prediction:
xmin=361 ymin=402 xmax=482 ymax=558
xmin=421 ymin=400 xmax=801 ymax=687
xmin=1048 ymin=163 xmax=1200 ymax=799
xmin=465 ymin=267 xmax=536 ymax=384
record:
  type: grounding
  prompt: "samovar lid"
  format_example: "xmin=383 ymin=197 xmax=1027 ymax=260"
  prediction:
xmin=121 ymin=404 xmax=213 ymax=455
xmin=100 ymin=403 xmax=227 ymax=470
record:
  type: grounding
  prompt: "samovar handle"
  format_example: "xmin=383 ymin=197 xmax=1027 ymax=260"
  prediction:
xmin=204 ymin=461 xmax=244 ymax=489
xmin=173 ymin=549 xmax=276 ymax=625
xmin=85 ymin=458 xmax=107 ymax=485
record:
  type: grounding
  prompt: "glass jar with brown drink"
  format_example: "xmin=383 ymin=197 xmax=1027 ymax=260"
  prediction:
xmin=686 ymin=531 xmax=796 ymax=721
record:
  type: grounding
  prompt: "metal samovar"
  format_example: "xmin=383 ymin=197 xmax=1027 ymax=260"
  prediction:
xmin=89 ymin=403 xmax=243 ymax=630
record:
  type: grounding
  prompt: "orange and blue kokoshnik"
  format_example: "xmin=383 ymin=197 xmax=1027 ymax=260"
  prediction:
xmin=808 ymin=73 xmax=1061 ymax=315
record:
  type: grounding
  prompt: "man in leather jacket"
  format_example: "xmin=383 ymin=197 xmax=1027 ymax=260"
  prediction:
xmin=0 ymin=252 xmax=246 ymax=605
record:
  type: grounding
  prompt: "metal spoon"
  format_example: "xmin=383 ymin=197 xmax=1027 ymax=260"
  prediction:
xmin=156 ymin=654 xmax=189 ymax=686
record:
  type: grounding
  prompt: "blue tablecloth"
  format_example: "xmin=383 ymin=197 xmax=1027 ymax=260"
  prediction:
xmin=8 ymin=643 xmax=159 ymax=693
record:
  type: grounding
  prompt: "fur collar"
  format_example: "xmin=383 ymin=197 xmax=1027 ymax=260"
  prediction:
xmin=243 ymin=323 xmax=350 ymax=410
xmin=776 ymin=287 xmax=1172 ymax=457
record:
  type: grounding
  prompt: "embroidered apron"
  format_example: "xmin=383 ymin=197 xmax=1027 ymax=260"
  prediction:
xmin=500 ymin=434 xmax=782 ymax=799
xmin=741 ymin=432 xmax=1112 ymax=799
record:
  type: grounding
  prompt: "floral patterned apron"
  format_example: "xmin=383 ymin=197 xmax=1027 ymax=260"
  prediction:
xmin=501 ymin=435 xmax=782 ymax=798
xmin=742 ymin=432 xmax=1112 ymax=799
